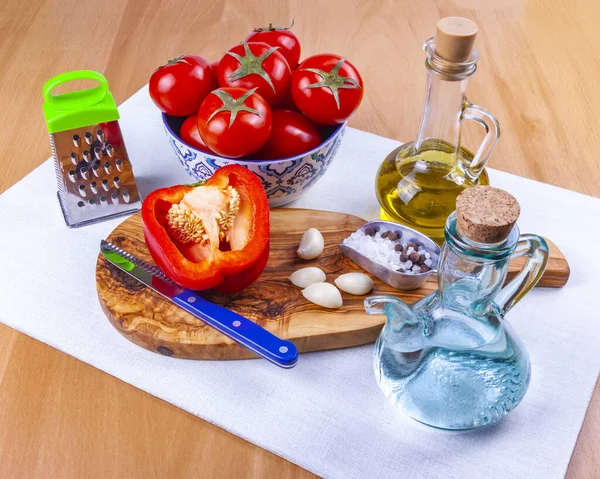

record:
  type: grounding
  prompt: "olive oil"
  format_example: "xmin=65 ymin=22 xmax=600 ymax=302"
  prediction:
xmin=374 ymin=19 xmax=499 ymax=244
xmin=376 ymin=141 xmax=489 ymax=244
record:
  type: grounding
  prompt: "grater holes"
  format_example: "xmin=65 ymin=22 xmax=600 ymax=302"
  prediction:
xmin=53 ymin=126 xmax=139 ymax=225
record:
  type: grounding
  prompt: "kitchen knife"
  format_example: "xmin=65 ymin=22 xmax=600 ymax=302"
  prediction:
xmin=100 ymin=240 xmax=298 ymax=368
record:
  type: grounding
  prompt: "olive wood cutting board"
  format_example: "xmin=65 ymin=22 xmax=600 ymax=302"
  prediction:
xmin=96 ymin=209 xmax=570 ymax=360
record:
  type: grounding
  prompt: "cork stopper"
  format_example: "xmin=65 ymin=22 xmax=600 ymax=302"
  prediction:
xmin=435 ymin=17 xmax=478 ymax=62
xmin=456 ymin=187 xmax=520 ymax=243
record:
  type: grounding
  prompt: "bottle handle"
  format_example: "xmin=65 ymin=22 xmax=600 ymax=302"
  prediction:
xmin=42 ymin=70 xmax=109 ymax=111
xmin=460 ymin=100 xmax=501 ymax=182
xmin=494 ymin=234 xmax=549 ymax=315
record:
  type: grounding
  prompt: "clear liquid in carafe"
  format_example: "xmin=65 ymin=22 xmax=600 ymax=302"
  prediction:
xmin=374 ymin=320 xmax=530 ymax=430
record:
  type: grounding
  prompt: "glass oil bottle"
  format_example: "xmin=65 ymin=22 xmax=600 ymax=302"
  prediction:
xmin=375 ymin=17 xmax=500 ymax=244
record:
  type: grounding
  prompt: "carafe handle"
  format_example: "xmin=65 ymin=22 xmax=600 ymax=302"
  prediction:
xmin=460 ymin=100 xmax=501 ymax=182
xmin=494 ymin=234 xmax=549 ymax=314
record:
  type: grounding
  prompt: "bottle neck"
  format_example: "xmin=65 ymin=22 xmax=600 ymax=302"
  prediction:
xmin=414 ymin=72 xmax=470 ymax=153
xmin=438 ymin=245 xmax=507 ymax=312
xmin=438 ymin=213 xmax=519 ymax=312
xmin=414 ymin=38 xmax=477 ymax=154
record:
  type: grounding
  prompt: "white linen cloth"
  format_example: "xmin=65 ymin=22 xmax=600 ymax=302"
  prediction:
xmin=1 ymin=86 xmax=599 ymax=479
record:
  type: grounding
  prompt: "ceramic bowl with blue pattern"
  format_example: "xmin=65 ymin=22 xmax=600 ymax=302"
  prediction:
xmin=163 ymin=114 xmax=345 ymax=207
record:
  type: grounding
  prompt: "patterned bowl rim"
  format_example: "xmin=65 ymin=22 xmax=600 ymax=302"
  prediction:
xmin=162 ymin=113 xmax=346 ymax=164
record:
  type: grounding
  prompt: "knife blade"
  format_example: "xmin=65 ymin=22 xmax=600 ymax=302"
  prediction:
xmin=100 ymin=240 xmax=298 ymax=368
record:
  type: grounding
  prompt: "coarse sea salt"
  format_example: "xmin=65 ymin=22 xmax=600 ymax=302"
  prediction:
xmin=342 ymin=230 xmax=425 ymax=275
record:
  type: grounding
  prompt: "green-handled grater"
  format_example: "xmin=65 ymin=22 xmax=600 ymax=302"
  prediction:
xmin=43 ymin=70 xmax=141 ymax=227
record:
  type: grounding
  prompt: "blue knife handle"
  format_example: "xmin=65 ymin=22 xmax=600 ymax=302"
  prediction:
xmin=172 ymin=290 xmax=298 ymax=368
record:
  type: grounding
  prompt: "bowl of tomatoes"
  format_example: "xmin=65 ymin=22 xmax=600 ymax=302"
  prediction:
xmin=150 ymin=22 xmax=364 ymax=207
xmin=163 ymin=113 xmax=346 ymax=207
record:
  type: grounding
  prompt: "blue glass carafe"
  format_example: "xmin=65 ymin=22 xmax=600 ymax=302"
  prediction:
xmin=366 ymin=212 xmax=549 ymax=429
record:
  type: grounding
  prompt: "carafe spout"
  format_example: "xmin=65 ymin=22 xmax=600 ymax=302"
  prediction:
xmin=365 ymin=295 xmax=426 ymax=352
xmin=364 ymin=296 xmax=405 ymax=316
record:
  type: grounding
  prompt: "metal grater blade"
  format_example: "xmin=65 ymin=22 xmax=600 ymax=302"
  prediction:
xmin=52 ymin=121 xmax=142 ymax=227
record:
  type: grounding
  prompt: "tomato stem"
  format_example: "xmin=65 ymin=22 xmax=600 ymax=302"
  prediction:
xmin=207 ymin=88 xmax=261 ymax=127
xmin=253 ymin=19 xmax=294 ymax=32
xmin=225 ymin=41 xmax=280 ymax=93
xmin=301 ymin=57 xmax=361 ymax=109
xmin=167 ymin=55 xmax=191 ymax=66
xmin=153 ymin=55 xmax=192 ymax=73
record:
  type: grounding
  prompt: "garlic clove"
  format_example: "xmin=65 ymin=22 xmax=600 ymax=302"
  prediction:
xmin=334 ymin=273 xmax=374 ymax=296
xmin=297 ymin=228 xmax=324 ymax=260
xmin=289 ymin=267 xmax=327 ymax=288
xmin=302 ymin=282 xmax=343 ymax=309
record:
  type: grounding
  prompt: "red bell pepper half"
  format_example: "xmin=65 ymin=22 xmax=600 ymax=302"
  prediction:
xmin=141 ymin=165 xmax=270 ymax=292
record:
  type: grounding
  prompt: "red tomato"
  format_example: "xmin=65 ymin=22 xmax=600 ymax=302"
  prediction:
xmin=291 ymin=54 xmax=363 ymax=125
xmin=278 ymin=85 xmax=298 ymax=111
xmin=245 ymin=22 xmax=301 ymax=69
xmin=209 ymin=60 xmax=219 ymax=77
xmin=197 ymin=87 xmax=272 ymax=158
xmin=259 ymin=110 xmax=321 ymax=159
xmin=217 ymin=42 xmax=291 ymax=106
xmin=179 ymin=114 xmax=212 ymax=153
xmin=149 ymin=54 xmax=216 ymax=116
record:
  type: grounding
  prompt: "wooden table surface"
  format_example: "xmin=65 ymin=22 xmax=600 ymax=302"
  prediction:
xmin=1 ymin=0 xmax=598 ymax=477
